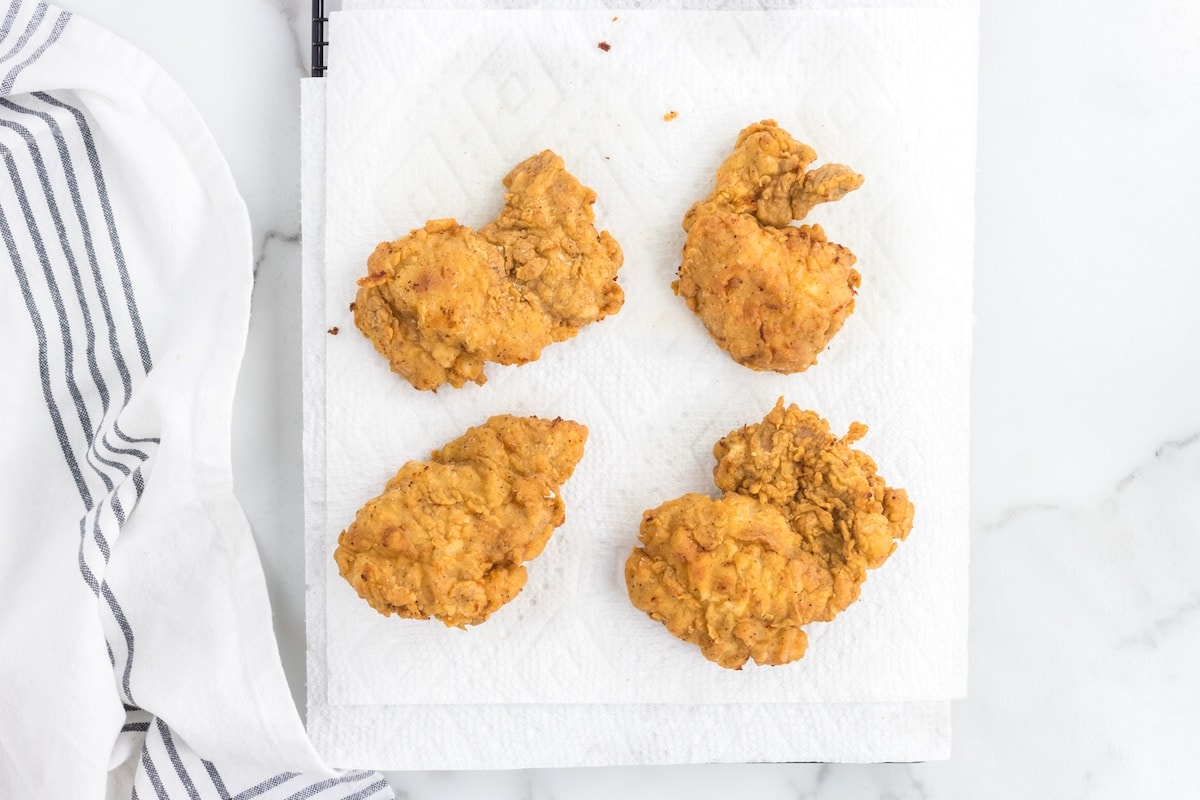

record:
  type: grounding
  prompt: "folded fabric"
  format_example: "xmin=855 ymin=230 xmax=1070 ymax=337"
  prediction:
xmin=0 ymin=2 xmax=389 ymax=796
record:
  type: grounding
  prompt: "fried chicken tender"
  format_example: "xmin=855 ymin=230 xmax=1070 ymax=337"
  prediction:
xmin=335 ymin=415 xmax=587 ymax=628
xmin=676 ymin=120 xmax=863 ymax=373
xmin=625 ymin=400 xmax=913 ymax=669
xmin=355 ymin=151 xmax=624 ymax=391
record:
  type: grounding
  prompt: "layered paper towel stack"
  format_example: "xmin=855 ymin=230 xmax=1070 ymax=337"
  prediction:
xmin=303 ymin=1 xmax=977 ymax=769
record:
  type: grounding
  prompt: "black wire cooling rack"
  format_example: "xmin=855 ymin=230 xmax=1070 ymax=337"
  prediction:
xmin=311 ymin=0 xmax=328 ymax=77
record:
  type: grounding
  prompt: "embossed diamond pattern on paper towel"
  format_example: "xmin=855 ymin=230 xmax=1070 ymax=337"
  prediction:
xmin=322 ymin=8 xmax=972 ymax=707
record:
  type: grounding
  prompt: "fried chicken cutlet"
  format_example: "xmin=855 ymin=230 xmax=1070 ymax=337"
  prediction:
xmin=625 ymin=400 xmax=912 ymax=669
xmin=355 ymin=151 xmax=624 ymax=391
xmin=626 ymin=493 xmax=823 ymax=669
xmin=335 ymin=415 xmax=587 ymax=627
xmin=675 ymin=121 xmax=863 ymax=373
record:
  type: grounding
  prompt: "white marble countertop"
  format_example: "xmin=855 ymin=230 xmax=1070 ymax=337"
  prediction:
xmin=49 ymin=0 xmax=1200 ymax=797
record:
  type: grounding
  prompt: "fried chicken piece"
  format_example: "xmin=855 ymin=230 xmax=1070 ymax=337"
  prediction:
xmin=626 ymin=493 xmax=827 ymax=669
xmin=354 ymin=220 xmax=553 ymax=390
xmin=624 ymin=400 xmax=913 ymax=669
xmin=334 ymin=415 xmax=587 ymax=628
xmin=713 ymin=400 xmax=914 ymax=621
xmin=480 ymin=151 xmax=625 ymax=338
xmin=682 ymin=120 xmax=863 ymax=231
xmin=354 ymin=151 xmax=624 ymax=391
xmin=675 ymin=212 xmax=860 ymax=373
xmin=676 ymin=120 xmax=863 ymax=373
xmin=789 ymin=162 xmax=866 ymax=222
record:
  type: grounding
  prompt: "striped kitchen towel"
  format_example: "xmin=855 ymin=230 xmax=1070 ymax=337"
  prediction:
xmin=0 ymin=2 xmax=390 ymax=797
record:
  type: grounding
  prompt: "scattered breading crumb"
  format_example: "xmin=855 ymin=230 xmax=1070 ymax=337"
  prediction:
xmin=598 ymin=41 xmax=611 ymax=52
xmin=348 ymin=302 xmax=356 ymax=312
xmin=327 ymin=326 xmax=339 ymax=335
xmin=663 ymin=110 xmax=679 ymax=122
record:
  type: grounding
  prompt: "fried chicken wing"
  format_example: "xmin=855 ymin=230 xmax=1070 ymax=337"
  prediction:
xmin=676 ymin=120 xmax=863 ymax=373
xmin=625 ymin=400 xmax=913 ymax=669
xmin=355 ymin=151 xmax=624 ymax=391
xmin=335 ymin=415 xmax=587 ymax=628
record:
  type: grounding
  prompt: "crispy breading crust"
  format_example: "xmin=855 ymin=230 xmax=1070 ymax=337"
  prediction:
xmin=625 ymin=493 xmax=823 ymax=669
xmin=335 ymin=415 xmax=587 ymax=628
xmin=676 ymin=212 xmax=860 ymax=373
xmin=355 ymin=151 xmax=624 ymax=391
xmin=676 ymin=120 xmax=863 ymax=373
xmin=713 ymin=401 xmax=914 ymax=621
xmin=480 ymin=153 xmax=624 ymax=337
xmin=625 ymin=400 xmax=913 ymax=669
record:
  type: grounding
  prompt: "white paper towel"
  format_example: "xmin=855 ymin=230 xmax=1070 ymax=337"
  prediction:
xmin=304 ymin=11 xmax=977 ymax=767
xmin=306 ymin=3 xmax=976 ymax=767
xmin=302 ymin=83 xmax=953 ymax=758
xmin=320 ymin=7 xmax=973 ymax=708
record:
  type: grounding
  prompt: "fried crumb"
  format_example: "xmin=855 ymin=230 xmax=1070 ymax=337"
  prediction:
xmin=327 ymin=326 xmax=339 ymax=335
xmin=598 ymin=41 xmax=611 ymax=52
xmin=663 ymin=110 xmax=678 ymax=122
xmin=348 ymin=302 xmax=356 ymax=312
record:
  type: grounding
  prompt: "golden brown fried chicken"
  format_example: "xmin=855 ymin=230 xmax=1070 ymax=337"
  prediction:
xmin=625 ymin=400 xmax=913 ymax=669
xmin=676 ymin=212 xmax=860 ymax=373
xmin=625 ymin=493 xmax=825 ymax=669
xmin=713 ymin=400 xmax=914 ymax=621
xmin=335 ymin=415 xmax=587 ymax=628
xmin=682 ymin=120 xmax=863 ymax=232
xmin=355 ymin=151 xmax=624 ymax=391
xmin=354 ymin=220 xmax=553 ymax=390
xmin=676 ymin=120 xmax=863 ymax=373
xmin=480 ymin=151 xmax=625 ymax=338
